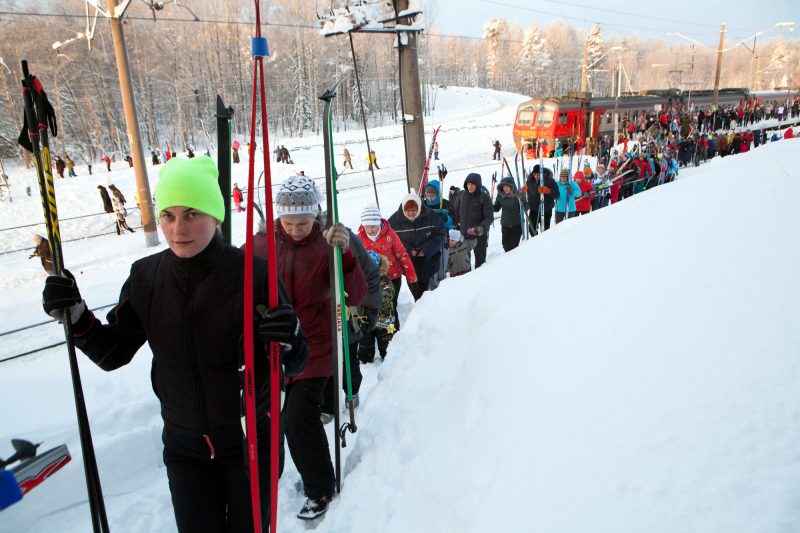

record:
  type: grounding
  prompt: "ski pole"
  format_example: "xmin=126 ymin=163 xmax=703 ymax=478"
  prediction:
xmin=20 ymin=60 xmax=110 ymax=533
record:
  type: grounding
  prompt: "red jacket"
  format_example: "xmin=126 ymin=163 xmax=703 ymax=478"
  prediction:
xmin=633 ymin=158 xmax=651 ymax=181
xmin=785 ymin=127 xmax=794 ymax=139
xmin=574 ymin=177 xmax=593 ymax=212
xmin=253 ymin=223 xmax=367 ymax=383
xmin=357 ymin=220 xmax=417 ymax=283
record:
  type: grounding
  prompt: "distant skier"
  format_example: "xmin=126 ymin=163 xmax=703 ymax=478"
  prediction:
xmin=101 ymin=155 xmax=111 ymax=172
xmin=65 ymin=156 xmax=76 ymax=177
xmin=342 ymin=147 xmax=353 ymax=169
xmin=29 ymin=234 xmax=55 ymax=275
xmin=113 ymin=197 xmax=135 ymax=234
xmin=232 ymin=140 xmax=240 ymax=164
xmin=187 ymin=148 xmax=195 ymax=158
xmin=151 ymin=151 xmax=160 ymax=165
xmin=231 ymin=183 xmax=245 ymax=213
xmin=54 ymin=156 xmax=65 ymax=179
xmin=97 ymin=185 xmax=113 ymax=213
xmin=367 ymin=150 xmax=379 ymax=170
xmin=492 ymin=140 xmax=501 ymax=160
xmin=124 ymin=154 xmax=133 ymax=167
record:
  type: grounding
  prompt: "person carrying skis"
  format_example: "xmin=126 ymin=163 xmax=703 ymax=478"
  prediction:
xmin=493 ymin=176 xmax=524 ymax=251
xmin=573 ymin=169 xmax=594 ymax=216
xmin=97 ymin=185 xmax=113 ymax=213
xmin=591 ymin=163 xmax=610 ymax=210
xmin=632 ymin=152 xmax=652 ymax=195
xmin=422 ymin=179 xmax=455 ymax=288
xmin=251 ymin=175 xmax=367 ymax=521
xmin=41 ymin=156 xmax=309 ymax=532
xmin=554 ymin=168 xmax=580 ymax=224
xmin=29 ymin=234 xmax=55 ymax=275
xmin=524 ymin=164 xmax=559 ymax=234
xmin=357 ymin=205 xmax=417 ymax=332
xmin=456 ymin=173 xmax=493 ymax=268
xmin=661 ymin=150 xmax=678 ymax=184
xmin=388 ymin=193 xmax=446 ymax=300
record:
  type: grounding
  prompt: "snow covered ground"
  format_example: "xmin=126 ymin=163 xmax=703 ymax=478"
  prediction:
xmin=1 ymin=86 xmax=799 ymax=532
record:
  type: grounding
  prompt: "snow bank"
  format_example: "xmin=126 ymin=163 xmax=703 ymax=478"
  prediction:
xmin=322 ymin=138 xmax=800 ymax=532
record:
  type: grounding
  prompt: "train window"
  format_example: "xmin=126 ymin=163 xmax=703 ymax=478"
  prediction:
xmin=517 ymin=109 xmax=535 ymax=126
xmin=536 ymin=108 xmax=554 ymax=126
xmin=557 ymin=112 xmax=568 ymax=125
xmin=606 ymin=112 xmax=612 ymax=124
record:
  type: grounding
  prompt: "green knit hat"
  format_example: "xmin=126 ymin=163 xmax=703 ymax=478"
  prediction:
xmin=155 ymin=156 xmax=224 ymax=222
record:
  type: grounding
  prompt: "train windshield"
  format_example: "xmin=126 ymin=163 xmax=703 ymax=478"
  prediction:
xmin=535 ymin=103 xmax=555 ymax=126
xmin=517 ymin=107 xmax=535 ymax=126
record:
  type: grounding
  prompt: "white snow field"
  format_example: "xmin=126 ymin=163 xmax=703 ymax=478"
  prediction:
xmin=1 ymin=85 xmax=799 ymax=533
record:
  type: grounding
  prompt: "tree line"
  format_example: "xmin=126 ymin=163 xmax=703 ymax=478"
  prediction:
xmin=0 ymin=0 xmax=797 ymax=165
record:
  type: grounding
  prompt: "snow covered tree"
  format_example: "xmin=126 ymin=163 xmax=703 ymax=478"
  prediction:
xmin=587 ymin=24 xmax=604 ymax=68
xmin=291 ymin=42 xmax=314 ymax=136
xmin=484 ymin=18 xmax=508 ymax=89
xmin=518 ymin=22 xmax=551 ymax=96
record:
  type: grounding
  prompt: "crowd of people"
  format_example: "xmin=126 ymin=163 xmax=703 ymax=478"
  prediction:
xmin=32 ymin=91 xmax=799 ymax=531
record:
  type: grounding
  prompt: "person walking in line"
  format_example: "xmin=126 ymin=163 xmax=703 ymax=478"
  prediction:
xmin=41 ymin=156 xmax=309 ymax=532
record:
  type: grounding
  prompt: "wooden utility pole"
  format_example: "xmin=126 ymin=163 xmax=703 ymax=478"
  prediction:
xmin=394 ymin=0 xmax=426 ymax=192
xmin=107 ymin=0 xmax=159 ymax=247
xmin=581 ymin=39 xmax=589 ymax=93
xmin=712 ymin=22 xmax=726 ymax=110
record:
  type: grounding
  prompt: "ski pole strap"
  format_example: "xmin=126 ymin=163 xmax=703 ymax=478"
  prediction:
xmin=251 ymin=37 xmax=269 ymax=58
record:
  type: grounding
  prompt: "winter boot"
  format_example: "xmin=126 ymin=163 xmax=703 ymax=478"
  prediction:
xmin=297 ymin=495 xmax=332 ymax=520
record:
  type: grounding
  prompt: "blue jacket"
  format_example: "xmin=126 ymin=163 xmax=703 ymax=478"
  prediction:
xmin=422 ymin=179 xmax=455 ymax=230
xmin=555 ymin=180 xmax=581 ymax=213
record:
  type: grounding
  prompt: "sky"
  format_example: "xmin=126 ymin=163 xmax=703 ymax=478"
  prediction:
xmin=429 ymin=0 xmax=799 ymax=45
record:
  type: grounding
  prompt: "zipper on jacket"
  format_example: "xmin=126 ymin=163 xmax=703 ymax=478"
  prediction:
xmin=181 ymin=267 xmax=212 ymax=456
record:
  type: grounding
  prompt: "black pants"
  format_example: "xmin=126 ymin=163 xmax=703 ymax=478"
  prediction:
xmin=501 ymin=225 xmax=522 ymax=251
xmin=410 ymin=279 xmax=429 ymax=301
xmin=472 ymin=234 xmax=489 ymax=267
xmin=555 ymin=211 xmax=575 ymax=224
xmin=163 ymin=422 xmax=282 ymax=533
xmin=284 ymin=378 xmax=335 ymax=501
xmin=345 ymin=342 xmax=361 ymax=395
xmin=529 ymin=207 xmax=552 ymax=232
xmin=357 ymin=328 xmax=393 ymax=363
xmin=391 ymin=277 xmax=402 ymax=330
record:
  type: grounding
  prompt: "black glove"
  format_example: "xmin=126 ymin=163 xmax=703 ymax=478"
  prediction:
xmin=255 ymin=303 xmax=299 ymax=348
xmin=42 ymin=269 xmax=86 ymax=324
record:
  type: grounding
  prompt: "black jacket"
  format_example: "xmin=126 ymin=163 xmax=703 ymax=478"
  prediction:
xmin=525 ymin=167 xmax=559 ymax=212
xmin=388 ymin=203 xmax=446 ymax=282
xmin=458 ymin=174 xmax=494 ymax=236
xmin=71 ymin=234 xmax=308 ymax=438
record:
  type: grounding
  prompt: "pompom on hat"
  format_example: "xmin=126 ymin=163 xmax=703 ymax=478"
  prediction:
xmin=275 ymin=175 xmax=324 ymax=218
xmin=156 ymin=156 xmax=224 ymax=222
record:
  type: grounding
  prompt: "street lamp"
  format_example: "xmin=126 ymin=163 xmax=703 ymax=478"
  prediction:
xmin=735 ymin=22 xmax=795 ymax=89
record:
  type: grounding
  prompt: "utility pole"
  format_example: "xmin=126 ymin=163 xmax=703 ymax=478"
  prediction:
xmin=581 ymin=38 xmax=589 ymax=93
xmin=394 ymin=0 xmax=426 ymax=192
xmin=712 ymin=22 xmax=726 ymax=110
xmin=107 ymin=0 xmax=159 ymax=247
